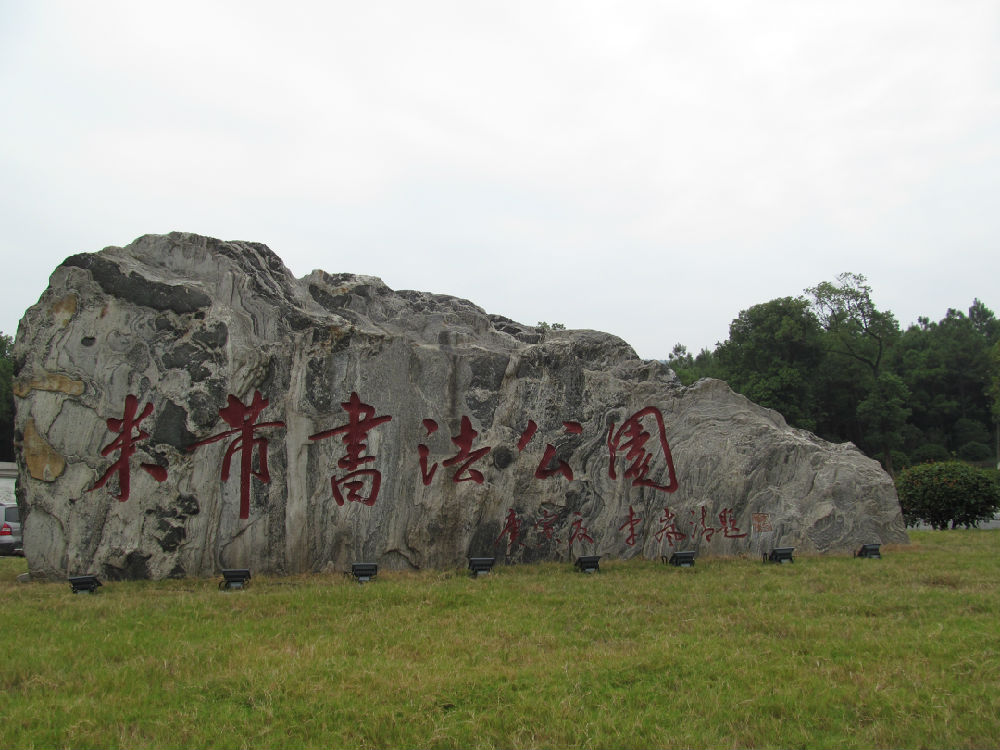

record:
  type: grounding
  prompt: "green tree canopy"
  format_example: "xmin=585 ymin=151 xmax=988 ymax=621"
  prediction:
xmin=715 ymin=296 xmax=823 ymax=431
xmin=856 ymin=372 xmax=911 ymax=475
xmin=806 ymin=272 xmax=899 ymax=377
xmin=989 ymin=340 xmax=1000 ymax=425
xmin=667 ymin=278 xmax=998 ymax=473
xmin=892 ymin=303 xmax=997 ymax=457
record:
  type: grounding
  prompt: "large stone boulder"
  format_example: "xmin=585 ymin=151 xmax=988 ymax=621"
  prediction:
xmin=12 ymin=232 xmax=907 ymax=580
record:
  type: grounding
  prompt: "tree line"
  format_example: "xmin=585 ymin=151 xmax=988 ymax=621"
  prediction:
xmin=668 ymin=273 xmax=1000 ymax=477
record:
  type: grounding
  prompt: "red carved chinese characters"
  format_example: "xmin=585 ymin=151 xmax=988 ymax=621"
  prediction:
xmin=619 ymin=505 xmax=642 ymax=546
xmin=517 ymin=420 xmax=538 ymax=451
xmin=89 ymin=394 xmax=167 ymax=501
xmin=568 ymin=512 xmax=594 ymax=548
xmin=309 ymin=392 xmax=392 ymax=506
xmin=717 ymin=508 xmax=747 ymax=538
xmin=534 ymin=509 xmax=560 ymax=543
xmin=654 ymin=507 xmax=687 ymax=548
xmin=415 ymin=415 xmax=492 ymax=484
xmin=682 ymin=506 xmax=746 ymax=543
xmin=442 ymin=416 xmax=491 ymax=483
xmin=495 ymin=508 xmax=525 ymax=549
xmin=751 ymin=513 xmax=773 ymax=532
xmin=691 ymin=506 xmax=716 ymax=543
xmin=607 ymin=407 xmax=678 ymax=492
xmin=188 ymin=391 xmax=285 ymax=520
xmin=518 ymin=420 xmax=582 ymax=480
xmin=418 ymin=419 xmax=440 ymax=486
xmin=535 ymin=443 xmax=572 ymax=480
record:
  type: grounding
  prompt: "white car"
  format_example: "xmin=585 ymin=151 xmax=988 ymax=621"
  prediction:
xmin=0 ymin=503 xmax=22 ymax=556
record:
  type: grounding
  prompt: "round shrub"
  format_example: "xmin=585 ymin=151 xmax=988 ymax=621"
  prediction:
xmin=896 ymin=461 xmax=1000 ymax=529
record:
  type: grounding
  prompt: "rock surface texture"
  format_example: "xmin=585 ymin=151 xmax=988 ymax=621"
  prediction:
xmin=13 ymin=233 xmax=907 ymax=580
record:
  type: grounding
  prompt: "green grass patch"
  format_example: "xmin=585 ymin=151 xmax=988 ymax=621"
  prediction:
xmin=3 ymin=531 xmax=1000 ymax=748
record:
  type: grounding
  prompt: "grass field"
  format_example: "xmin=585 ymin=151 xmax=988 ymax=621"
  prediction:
xmin=3 ymin=531 xmax=999 ymax=749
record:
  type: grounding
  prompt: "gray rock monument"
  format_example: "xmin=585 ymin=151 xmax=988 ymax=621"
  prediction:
xmin=12 ymin=232 xmax=907 ymax=580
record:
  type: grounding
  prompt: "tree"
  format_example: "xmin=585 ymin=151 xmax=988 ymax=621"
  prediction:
xmin=668 ymin=343 xmax=692 ymax=367
xmin=989 ymin=340 xmax=1000 ymax=468
xmin=806 ymin=272 xmax=899 ymax=377
xmin=806 ymin=273 xmax=902 ymax=468
xmin=715 ymin=297 xmax=824 ymax=430
xmin=668 ymin=344 xmax=723 ymax=385
xmin=856 ymin=372 xmax=911 ymax=476
xmin=896 ymin=461 xmax=1000 ymax=529
xmin=969 ymin=297 xmax=1000 ymax=341
xmin=893 ymin=303 xmax=997 ymax=460
xmin=666 ymin=343 xmax=694 ymax=383
xmin=0 ymin=333 xmax=13 ymax=462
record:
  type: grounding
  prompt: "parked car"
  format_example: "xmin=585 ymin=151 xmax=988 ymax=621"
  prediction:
xmin=0 ymin=503 xmax=22 ymax=556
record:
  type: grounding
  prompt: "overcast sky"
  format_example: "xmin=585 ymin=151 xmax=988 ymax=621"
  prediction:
xmin=1 ymin=1 xmax=998 ymax=359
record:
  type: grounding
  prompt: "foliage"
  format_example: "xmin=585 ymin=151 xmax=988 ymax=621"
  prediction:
xmin=910 ymin=443 xmax=951 ymax=464
xmin=667 ymin=343 xmax=722 ymax=385
xmin=4 ymin=531 xmax=1000 ymax=748
xmin=855 ymin=372 xmax=911 ymax=475
xmin=989 ymin=340 xmax=1000 ymax=425
xmin=952 ymin=417 xmax=991 ymax=447
xmin=957 ymin=441 xmax=992 ymax=462
xmin=668 ymin=278 xmax=999 ymax=473
xmin=894 ymin=304 xmax=998 ymax=456
xmin=0 ymin=332 xmax=13 ymax=462
xmin=890 ymin=449 xmax=910 ymax=472
xmin=805 ymin=274 xmax=903 ymax=463
xmin=715 ymin=296 xmax=823 ymax=431
xmin=895 ymin=461 xmax=1000 ymax=529
xmin=536 ymin=321 xmax=566 ymax=331
xmin=806 ymin=272 xmax=900 ymax=376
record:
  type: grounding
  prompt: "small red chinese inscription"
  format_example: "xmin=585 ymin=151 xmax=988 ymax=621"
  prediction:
xmin=619 ymin=505 xmax=642 ymax=546
xmin=751 ymin=513 xmax=773 ymax=532
xmin=568 ymin=512 xmax=594 ymax=548
xmin=495 ymin=508 xmax=525 ymax=549
xmin=534 ymin=509 xmax=560 ymax=543
xmin=690 ymin=506 xmax=715 ymax=542
xmin=717 ymin=508 xmax=747 ymax=538
xmin=654 ymin=507 xmax=687 ymax=548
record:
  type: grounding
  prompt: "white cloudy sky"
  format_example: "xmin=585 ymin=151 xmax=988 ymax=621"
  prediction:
xmin=1 ymin=1 xmax=998 ymax=359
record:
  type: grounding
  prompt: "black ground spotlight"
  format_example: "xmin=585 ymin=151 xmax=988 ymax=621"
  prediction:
xmin=219 ymin=568 xmax=251 ymax=590
xmin=763 ymin=547 xmax=795 ymax=564
xmin=351 ymin=562 xmax=378 ymax=583
xmin=855 ymin=543 xmax=882 ymax=559
xmin=68 ymin=575 xmax=102 ymax=594
xmin=574 ymin=555 xmax=601 ymax=573
xmin=667 ymin=551 xmax=696 ymax=567
xmin=468 ymin=557 xmax=495 ymax=577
